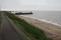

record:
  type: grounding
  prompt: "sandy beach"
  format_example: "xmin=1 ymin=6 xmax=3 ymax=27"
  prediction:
xmin=16 ymin=15 xmax=61 ymax=40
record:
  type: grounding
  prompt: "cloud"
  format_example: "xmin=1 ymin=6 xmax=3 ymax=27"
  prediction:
xmin=1 ymin=0 xmax=61 ymax=10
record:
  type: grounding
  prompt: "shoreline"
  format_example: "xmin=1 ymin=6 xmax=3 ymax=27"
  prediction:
xmin=18 ymin=15 xmax=61 ymax=26
xmin=16 ymin=15 xmax=61 ymax=40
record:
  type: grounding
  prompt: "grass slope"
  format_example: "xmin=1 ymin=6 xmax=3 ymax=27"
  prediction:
xmin=6 ymin=12 xmax=51 ymax=40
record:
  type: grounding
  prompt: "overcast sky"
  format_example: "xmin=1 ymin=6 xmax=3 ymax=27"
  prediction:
xmin=0 ymin=0 xmax=61 ymax=11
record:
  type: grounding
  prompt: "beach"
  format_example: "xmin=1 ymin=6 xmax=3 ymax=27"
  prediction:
xmin=16 ymin=15 xmax=61 ymax=40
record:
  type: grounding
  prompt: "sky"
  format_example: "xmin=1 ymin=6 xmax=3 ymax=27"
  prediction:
xmin=0 ymin=0 xmax=61 ymax=11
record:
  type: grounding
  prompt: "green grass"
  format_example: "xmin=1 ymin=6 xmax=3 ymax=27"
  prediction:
xmin=6 ymin=12 xmax=52 ymax=40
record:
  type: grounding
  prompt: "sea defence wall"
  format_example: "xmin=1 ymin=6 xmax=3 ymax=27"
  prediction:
xmin=17 ymin=15 xmax=61 ymax=40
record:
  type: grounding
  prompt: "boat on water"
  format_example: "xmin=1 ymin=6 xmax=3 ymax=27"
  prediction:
xmin=15 ymin=12 xmax=33 ymax=15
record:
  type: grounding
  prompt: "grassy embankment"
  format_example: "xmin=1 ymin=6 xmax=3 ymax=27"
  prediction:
xmin=6 ymin=12 xmax=51 ymax=40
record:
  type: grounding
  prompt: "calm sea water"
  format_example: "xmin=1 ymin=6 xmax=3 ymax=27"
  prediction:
xmin=20 ymin=11 xmax=61 ymax=25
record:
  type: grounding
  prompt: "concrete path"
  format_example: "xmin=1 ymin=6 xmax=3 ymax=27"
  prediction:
xmin=0 ymin=12 xmax=28 ymax=40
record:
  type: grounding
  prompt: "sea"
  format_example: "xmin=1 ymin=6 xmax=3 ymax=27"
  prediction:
xmin=19 ymin=11 xmax=61 ymax=25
